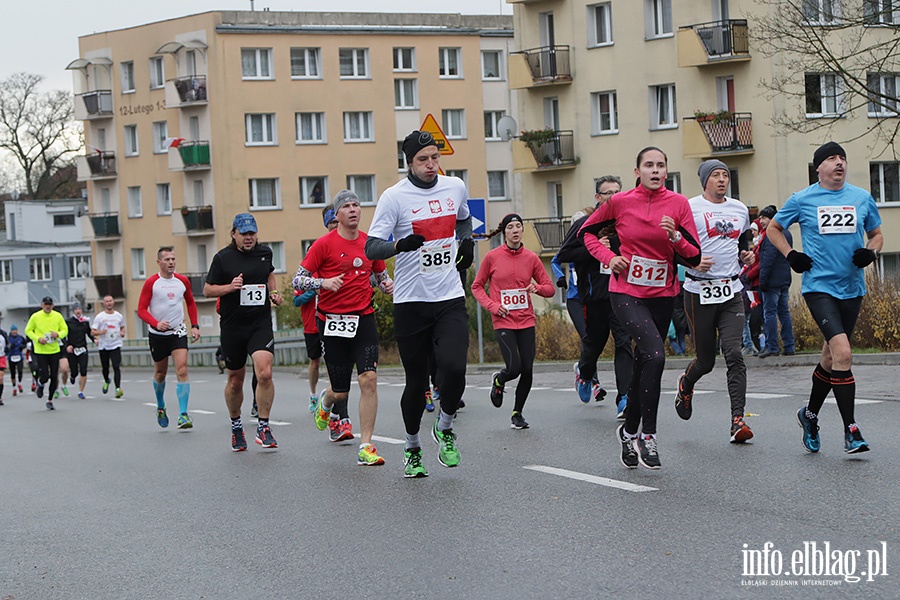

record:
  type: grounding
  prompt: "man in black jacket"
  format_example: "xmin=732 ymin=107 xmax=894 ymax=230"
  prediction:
xmin=757 ymin=205 xmax=795 ymax=358
xmin=65 ymin=303 xmax=95 ymax=399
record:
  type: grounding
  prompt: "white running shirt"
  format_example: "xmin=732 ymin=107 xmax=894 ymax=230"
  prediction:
xmin=92 ymin=311 xmax=125 ymax=350
xmin=683 ymin=194 xmax=750 ymax=296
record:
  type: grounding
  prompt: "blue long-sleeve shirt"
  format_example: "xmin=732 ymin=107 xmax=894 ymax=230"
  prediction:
xmin=550 ymin=253 xmax=579 ymax=300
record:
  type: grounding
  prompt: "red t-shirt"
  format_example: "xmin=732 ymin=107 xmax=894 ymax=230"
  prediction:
xmin=300 ymin=229 xmax=386 ymax=316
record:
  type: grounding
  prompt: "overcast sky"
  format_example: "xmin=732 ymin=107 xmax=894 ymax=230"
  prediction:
xmin=5 ymin=0 xmax=512 ymax=92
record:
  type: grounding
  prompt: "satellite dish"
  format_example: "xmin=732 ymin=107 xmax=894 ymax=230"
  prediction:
xmin=497 ymin=116 xmax=518 ymax=142
xmin=77 ymin=262 xmax=90 ymax=277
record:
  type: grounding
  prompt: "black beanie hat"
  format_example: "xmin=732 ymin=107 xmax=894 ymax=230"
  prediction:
xmin=813 ymin=141 xmax=846 ymax=169
xmin=499 ymin=213 xmax=523 ymax=232
xmin=402 ymin=130 xmax=437 ymax=165
xmin=759 ymin=205 xmax=777 ymax=219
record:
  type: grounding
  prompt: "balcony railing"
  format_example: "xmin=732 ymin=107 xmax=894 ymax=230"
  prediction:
xmin=88 ymin=212 xmax=120 ymax=238
xmin=509 ymin=45 xmax=572 ymax=88
xmin=183 ymin=273 xmax=210 ymax=299
xmin=84 ymin=151 xmax=117 ymax=178
xmin=525 ymin=218 xmax=569 ymax=252
xmin=94 ymin=274 xmax=125 ymax=299
xmin=77 ymin=90 xmax=113 ymax=119
xmin=171 ymin=75 xmax=208 ymax=105
xmin=677 ymin=20 xmax=750 ymax=67
xmin=683 ymin=112 xmax=754 ymax=157
xmin=179 ymin=205 xmax=214 ymax=234
xmin=178 ymin=141 xmax=211 ymax=169
xmin=524 ymin=130 xmax=577 ymax=169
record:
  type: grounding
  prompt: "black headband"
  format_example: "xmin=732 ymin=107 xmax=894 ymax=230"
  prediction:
xmin=402 ymin=130 xmax=437 ymax=164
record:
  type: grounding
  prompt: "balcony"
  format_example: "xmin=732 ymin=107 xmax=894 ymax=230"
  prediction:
xmin=179 ymin=205 xmax=215 ymax=236
xmin=169 ymin=141 xmax=211 ymax=171
xmin=75 ymin=90 xmax=113 ymax=120
xmin=513 ymin=130 xmax=578 ymax=172
xmin=183 ymin=272 xmax=214 ymax=301
xmin=509 ymin=46 xmax=572 ymax=89
xmin=166 ymin=75 xmax=208 ymax=108
xmin=524 ymin=217 xmax=569 ymax=255
xmin=94 ymin=275 xmax=125 ymax=299
xmin=88 ymin=212 xmax=120 ymax=239
xmin=77 ymin=151 xmax=116 ymax=180
xmin=677 ymin=20 xmax=750 ymax=67
xmin=682 ymin=112 xmax=754 ymax=159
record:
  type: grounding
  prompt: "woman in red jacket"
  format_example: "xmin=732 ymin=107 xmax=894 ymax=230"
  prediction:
xmin=472 ymin=214 xmax=555 ymax=429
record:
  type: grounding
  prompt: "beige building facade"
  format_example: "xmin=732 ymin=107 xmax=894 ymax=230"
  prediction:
xmin=70 ymin=11 xmax=516 ymax=337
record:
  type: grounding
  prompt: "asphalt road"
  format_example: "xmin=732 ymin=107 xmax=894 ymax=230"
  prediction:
xmin=2 ymin=360 xmax=898 ymax=599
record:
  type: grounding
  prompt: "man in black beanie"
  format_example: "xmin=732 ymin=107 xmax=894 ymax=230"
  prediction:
xmin=765 ymin=141 xmax=883 ymax=455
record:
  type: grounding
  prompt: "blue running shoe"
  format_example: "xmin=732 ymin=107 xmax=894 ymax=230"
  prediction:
xmin=573 ymin=362 xmax=591 ymax=403
xmin=796 ymin=407 xmax=820 ymax=453
xmin=424 ymin=389 xmax=435 ymax=413
xmin=616 ymin=395 xmax=628 ymax=419
xmin=844 ymin=423 xmax=870 ymax=454
xmin=157 ymin=408 xmax=169 ymax=428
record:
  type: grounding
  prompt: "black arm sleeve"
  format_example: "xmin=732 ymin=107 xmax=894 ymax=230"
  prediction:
xmin=364 ymin=236 xmax=398 ymax=261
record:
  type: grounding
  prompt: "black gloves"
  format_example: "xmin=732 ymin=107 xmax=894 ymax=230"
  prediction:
xmin=852 ymin=247 xmax=877 ymax=269
xmin=787 ymin=250 xmax=813 ymax=273
xmin=456 ymin=238 xmax=475 ymax=271
xmin=395 ymin=234 xmax=425 ymax=253
xmin=556 ymin=276 xmax=567 ymax=290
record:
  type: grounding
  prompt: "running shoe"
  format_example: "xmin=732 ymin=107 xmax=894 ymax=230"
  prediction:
xmin=251 ymin=400 xmax=258 ymax=418
xmin=328 ymin=417 xmax=342 ymax=442
xmin=616 ymin=394 xmax=628 ymax=420
xmin=796 ymin=407 xmax=820 ymax=453
xmin=616 ymin=424 xmax=638 ymax=469
xmin=424 ymin=389 xmax=435 ymax=413
xmin=231 ymin=427 xmax=248 ymax=452
xmin=433 ymin=387 xmax=441 ymax=403
xmin=431 ymin=419 xmax=460 ymax=467
xmin=31 ymin=382 xmax=36 ymax=392
xmin=36 ymin=383 xmax=44 ymax=398
xmin=844 ymin=423 xmax=870 ymax=454
xmin=61 ymin=386 xmax=69 ymax=397
xmin=255 ymin=426 xmax=278 ymax=448
xmin=490 ymin=372 xmax=504 ymax=408
xmin=77 ymin=392 xmax=85 ymax=399
xmin=157 ymin=408 xmax=169 ymax=428
xmin=403 ymin=447 xmax=428 ymax=478
xmin=102 ymin=382 xmax=109 ymax=394
xmin=54 ymin=390 xmax=59 ymax=400
xmin=177 ymin=413 xmax=193 ymax=429
xmin=314 ymin=398 xmax=330 ymax=431
xmin=308 ymin=394 xmax=318 ymax=413
xmin=116 ymin=388 xmax=124 ymax=399
xmin=592 ymin=377 xmax=607 ymax=402
xmin=46 ymin=400 xmax=55 ymax=410
xmin=11 ymin=388 xmax=15 ymax=397
xmin=336 ymin=418 xmax=354 ymax=443
xmin=358 ymin=443 xmax=385 ymax=466
xmin=730 ymin=416 xmax=753 ymax=443
xmin=510 ymin=412 xmax=529 ymax=430
xmin=674 ymin=373 xmax=693 ymax=420
xmin=18 ymin=384 xmax=23 ymax=393
xmin=457 ymin=398 xmax=465 ymax=410
xmin=573 ymin=362 xmax=591 ymax=403
xmin=635 ymin=435 xmax=661 ymax=470
xmin=0 ymin=399 xmax=4 ymax=405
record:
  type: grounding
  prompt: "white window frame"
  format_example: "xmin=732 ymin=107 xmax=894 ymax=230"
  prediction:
xmin=650 ymin=84 xmax=677 ymax=130
xmin=864 ymin=0 xmax=900 ymax=25
xmin=481 ymin=50 xmax=503 ymax=80
xmin=0 ymin=260 xmax=11 ymax=283
xmin=241 ymin=48 xmax=273 ymax=80
xmin=156 ymin=183 xmax=172 ymax=216
xmin=439 ymin=47 xmax=462 ymax=78
xmin=124 ymin=125 xmax=139 ymax=156
xmin=484 ymin=111 xmax=506 ymax=141
xmin=290 ymin=47 xmax=321 ymax=79
xmin=339 ymin=48 xmax=370 ymax=79
xmin=805 ymin=73 xmax=845 ymax=117
xmin=296 ymin=112 xmax=326 ymax=144
xmin=127 ymin=186 xmax=143 ymax=218
xmin=261 ymin=241 xmax=286 ymax=273
xmin=30 ymin=257 xmax=52 ymax=282
xmin=300 ymin=177 xmax=328 ymax=206
xmin=802 ymin=0 xmax=842 ymax=25
xmin=343 ymin=112 xmax=374 ymax=142
xmin=249 ymin=178 xmax=281 ymax=210
xmin=149 ymin=56 xmax=165 ymax=89
xmin=591 ymin=91 xmax=619 ymax=134
xmin=152 ymin=121 xmax=168 ymax=154
xmin=867 ymin=73 xmax=899 ymax=117
xmin=245 ymin=113 xmax=277 ymax=146
xmin=870 ymin=161 xmax=900 ymax=203
xmin=487 ymin=171 xmax=510 ymax=200
xmin=588 ymin=3 xmax=614 ymax=47
xmin=644 ymin=0 xmax=673 ymax=39
xmin=665 ymin=172 xmax=682 ymax=194
xmin=442 ymin=109 xmax=466 ymax=139
xmin=394 ymin=78 xmax=418 ymax=109
xmin=131 ymin=248 xmax=146 ymax=280
xmin=69 ymin=255 xmax=92 ymax=279
xmin=393 ymin=47 xmax=416 ymax=72
xmin=446 ymin=170 xmax=468 ymax=187
xmin=347 ymin=175 xmax=376 ymax=204
xmin=121 ymin=61 xmax=135 ymax=93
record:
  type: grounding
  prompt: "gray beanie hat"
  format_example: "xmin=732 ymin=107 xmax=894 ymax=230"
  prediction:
xmin=333 ymin=189 xmax=359 ymax=212
xmin=698 ymin=159 xmax=729 ymax=189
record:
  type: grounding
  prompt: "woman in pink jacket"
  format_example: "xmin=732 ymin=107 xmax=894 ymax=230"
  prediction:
xmin=472 ymin=214 xmax=555 ymax=429
xmin=578 ymin=147 xmax=701 ymax=470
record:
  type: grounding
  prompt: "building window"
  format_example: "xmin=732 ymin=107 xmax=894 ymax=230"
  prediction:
xmin=645 ymin=0 xmax=673 ymax=38
xmin=0 ymin=260 xmax=12 ymax=283
xmin=296 ymin=112 xmax=326 ymax=144
xmin=53 ymin=214 xmax=76 ymax=226
xmin=487 ymin=171 xmax=509 ymax=200
xmin=866 ymin=73 xmax=899 ymax=116
xmin=260 ymin=241 xmax=285 ymax=272
xmin=30 ymin=257 xmax=52 ymax=282
xmin=665 ymin=172 xmax=682 ymax=193
xmin=589 ymin=3 xmax=614 ymax=46
xmin=347 ymin=175 xmax=375 ymax=203
xmin=343 ymin=112 xmax=374 ymax=142
xmin=393 ymin=47 xmax=416 ymax=71
xmin=870 ymin=162 xmax=899 ymax=202
xmin=152 ymin=121 xmax=168 ymax=153
xmin=241 ymin=48 xmax=273 ymax=79
xmin=249 ymin=178 xmax=280 ymax=209
xmin=805 ymin=73 xmax=845 ymax=117
xmin=156 ymin=183 xmax=171 ymax=215
xmin=121 ymin=61 xmax=135 ymax=93
xmin=439 ymin=48 xmax=462 ymax=78
xmin=728 ymin=169 xmax=741 ymax=199
xmin=339 ymin=48 xmax=369 ymax=78
xmin=193 ymin=180 xmax=204 ymax=205
xmin=127 ymin=186 xmax=142 ymax=218
xmin=302 ymin=239 xmax=316 ymax=257
xmin=864 ymin=0 xmax=900 ymax=25
xmin=802 ymin=0 xmax=841 ymax=25
xmin=245 ymin=113 xmax=277 ymax=145
xmin=124 ymin=125 xmax=139 ymax=156
xmin=300 ymin=177 xmax=328 ymax=206
xmin=446 ymin=170 xmax=468 ymax=187
xmin=149 ymin=57 xmax=165 ymax=89
xmin=290 ymin=47 xmax=321 ymax=78
xmin=591 ymin=91 xmax=618 ymax=134
xmin=481 ymin=50 xmax=502 ymax=80
xmin=484 ymin=111 xmax=506 ymax=140
xmin=394 ymin=79 xmax=418 ymax=109
xmin=69 ymin=255 xmax=92 ymax=279
xmin=397 ymin=141 xmax=406 ymax=170
xmin=442 ymin=109 xmax=466 ymax=139
xmin=131 ymin=248 xmax=146 ymax=280
xmin=650 ymin=84 xmax=677 ymax=129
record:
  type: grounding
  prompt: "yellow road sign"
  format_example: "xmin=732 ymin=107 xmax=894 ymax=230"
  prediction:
xmin=420 ymin=113 xmax=454 ymax=155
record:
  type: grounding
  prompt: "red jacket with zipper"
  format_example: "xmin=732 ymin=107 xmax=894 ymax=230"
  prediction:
xmin=471 ymin=244 xmax=555 ymax=330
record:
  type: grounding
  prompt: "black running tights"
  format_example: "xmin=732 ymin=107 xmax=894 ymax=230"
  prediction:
xmin=99 ymin=348 xmax=122 ymax=388
xmin=496 ymin=327 xmax=536 ymax=413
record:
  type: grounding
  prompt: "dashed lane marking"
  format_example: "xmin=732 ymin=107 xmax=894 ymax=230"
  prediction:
xmin=524 ymin=465 xmax=658 ymax=493
xmin=353 ymin=433 xmax=405 ymax=445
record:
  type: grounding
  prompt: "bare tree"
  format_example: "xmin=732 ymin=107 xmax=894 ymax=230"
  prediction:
xmin=0 ymin=72 xmax=82 ymax=199
xmin=752 ymin=0 xmax=900 ymax=158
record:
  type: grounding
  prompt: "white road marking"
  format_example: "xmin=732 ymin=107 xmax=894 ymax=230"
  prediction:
xmin=248 ymin=419 xmax=291 ymax=426
xmin=189 ymin=409 xmax=216 ymax=415
xmin=746 ymin=393 xmax=790 ymax=399
xmin=353 ymin=434 xmax=405 ymax=445
xmin=826 ymin=398 xmax=880 ymax=405
xmin=524 ymin=465 xmax=658 ymax=493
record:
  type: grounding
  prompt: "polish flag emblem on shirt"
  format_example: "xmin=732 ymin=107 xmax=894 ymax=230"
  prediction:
xmin=429 ymin=200 xmax=442 ymax=214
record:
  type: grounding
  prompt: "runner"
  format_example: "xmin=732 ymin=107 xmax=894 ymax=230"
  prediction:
xmin=0 ymin=324 xmax=7 ymax=405
xmin=25 ymin=297 xmax=68 ymax=410
xmin=137 ymin=246 xmax=201 ymax=430
xmin=765 ymin=141 xmax=883 ymax=454
xmin=7 ymin=325 xmax=26 ymax=397
xmin=578 ymin=147 xmax=701 ymax=469
xmin=91 ymin=295 xmax=125 ymax=397
xmin=64 ymin=303 xmax=94 ymax=399
xmin=293 ymin=190 xmax=393 ymax=465
xmin=674 ymin=160 xmax=756 ymax=443
xmin=365 ymin=129 xmax=474 ymax=478
xmin=471 ymin=213 xmax=554 ymax=429
xmin=55 ymin=338 xmax=70 ymax=399
xmin=204 ymin=213 xmax=284 ymax=452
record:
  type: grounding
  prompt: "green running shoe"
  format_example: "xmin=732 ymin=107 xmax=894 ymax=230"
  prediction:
xmin=157 ymin=408 xmax=169 ymax=428
xmin=116 ymin=388 xmax=124 ymax=398
xmin=177 ymin=413 xmax=193 ymax=429
xmin=403 ymin=448 xmax=428 ymax=478
xmin=102 ymin=382 xmax=109 ymax=394
xmin=314 ymin=395 xmax=330 ymax=431
xmin=54 ymin=390 xmax=59 ymax=399
xmin=61 ymin=386 xmax=69 ymax=397
xmin=431 ymin=419 xmax=460 ymax=468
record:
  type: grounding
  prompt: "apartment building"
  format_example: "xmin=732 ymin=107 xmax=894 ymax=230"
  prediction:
xmin=69 ymin=11 xmax=516 ymax=337
xmin=508 ymin=0 xmax=900 ymax=281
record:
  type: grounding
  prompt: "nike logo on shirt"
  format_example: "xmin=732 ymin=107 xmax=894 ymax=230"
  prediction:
xmin=412 ymin=208 xmax=424 ymax=214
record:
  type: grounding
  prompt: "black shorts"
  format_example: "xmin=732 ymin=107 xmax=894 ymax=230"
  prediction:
xmin=316 ymin=313 xmax=378 ymax=394
xmin=149 ymin=332 xmax=189 ymax=363
xmin=304 ymin=332 xmax=323 ymax=360
xmin=220 ymin=322 xmax=274 ymax=370
xmin=68 ymin=349 xmax=89 ymax=376
xmin=803 ymin=293 xmax=863 ymax=342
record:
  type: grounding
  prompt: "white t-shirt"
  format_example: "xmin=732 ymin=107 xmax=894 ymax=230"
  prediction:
xmin=683 ymin=195 xmax=750 ymax=296
xmin=368 ymin=175 xmax=469 ymax=304
xmin=92 ymin=311 xmax=125 ymax=350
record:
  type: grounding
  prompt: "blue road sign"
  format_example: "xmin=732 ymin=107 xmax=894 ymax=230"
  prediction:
xmin=468 ymin=198 xmax=486 ymax=235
